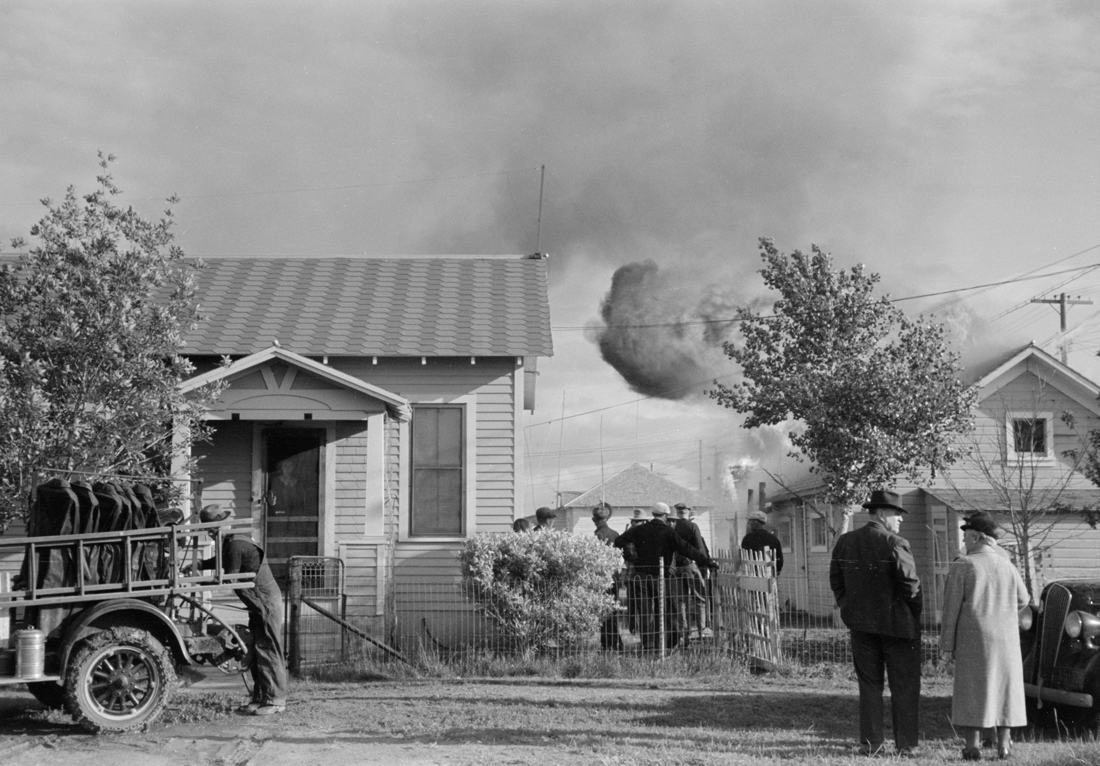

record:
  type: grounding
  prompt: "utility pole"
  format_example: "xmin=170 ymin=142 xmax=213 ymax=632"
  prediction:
xmin=1031 ymin=292 xmax=1093 ymax=364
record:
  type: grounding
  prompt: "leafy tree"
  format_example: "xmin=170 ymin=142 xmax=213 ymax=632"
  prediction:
xmin=0 ymin=154 xmax=220 ymax=529
xmin=459 ymin=530 xmax=621 ymax=651
xmin=711 ymin=238 xmax=975 ymax=528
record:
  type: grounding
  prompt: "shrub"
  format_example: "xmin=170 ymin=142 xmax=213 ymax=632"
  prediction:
xmin=459 ymin=530 xmax=622 ymax=651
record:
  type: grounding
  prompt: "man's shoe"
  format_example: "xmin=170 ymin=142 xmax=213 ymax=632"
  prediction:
xmin=236 ymin=701 xmax=261 ymax=714
xmin=962 ymin=747 xmax=982 ymax=761
xmin=252 ymin=704 xmax=285 ymax=716
xmin=857 ymin=743 xmax=885 ymax=756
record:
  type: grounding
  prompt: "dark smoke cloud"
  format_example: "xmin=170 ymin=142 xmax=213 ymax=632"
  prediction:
xmin=594 ymin=260 xmax=740 ymax=399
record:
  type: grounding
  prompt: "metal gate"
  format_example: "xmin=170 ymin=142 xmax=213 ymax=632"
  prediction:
xmin=287 ymin=556 xmax=346 ymax=671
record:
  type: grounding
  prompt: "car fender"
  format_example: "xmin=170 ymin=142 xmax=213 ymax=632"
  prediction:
xmin=59 ymin=599 xmax=192 ymax=673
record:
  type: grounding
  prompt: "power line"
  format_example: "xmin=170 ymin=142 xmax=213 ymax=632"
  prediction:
xmin=550 ymin=256 xmax=1100 ymax=331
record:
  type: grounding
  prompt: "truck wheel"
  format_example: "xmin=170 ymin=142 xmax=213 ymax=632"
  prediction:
xmin=27 ymin=681 xmax=66 ymax=709
xmin=64 ymin=627 xmax=177 ymax=732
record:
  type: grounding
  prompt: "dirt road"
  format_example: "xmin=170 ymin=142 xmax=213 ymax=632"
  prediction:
xmin=0 ymin=672 xmax=971 ymax=766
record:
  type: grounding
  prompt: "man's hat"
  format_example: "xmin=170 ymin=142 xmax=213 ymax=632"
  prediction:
xmin=651 ymin=502 xmax=670 ymax=517
xmin=861 ymin=490 xmax=907 ymax=514
xmin=747 ymin=510 xmax=767 ymax=523
xmin=535 ymin=506 xmax=557 ymax=521
xmin=632 ymin=508 xmax=645 ymax=519
xmin=199 ymin=504 xmax=233 ymax=523
xmin=592 ymin=502 xmax=613 ymax=520
xmin=961 ymin=511 xmax=1001 ymax=538
xmin=673 ymin=502 xmax=691 ymax=516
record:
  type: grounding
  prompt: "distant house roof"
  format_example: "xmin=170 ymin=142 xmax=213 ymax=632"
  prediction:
xmin=970 ymin=343 xmax=1100 ymax=416
xmin=183 ymin=255 xmax=554 ymax=357
xmin=562 ymin=463 xmax=715 ymax=509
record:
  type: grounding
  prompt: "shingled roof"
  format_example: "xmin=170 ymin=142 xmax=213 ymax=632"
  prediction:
xmin=562 ymin=463 xmax=716 ymax=509
xmin=183 ymin=256 xmax=553 ymax=357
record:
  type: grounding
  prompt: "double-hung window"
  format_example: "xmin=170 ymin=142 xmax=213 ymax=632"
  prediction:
xmin=1007 ymin=412 xmax=1053 ymax=461
xmin=410 ymin=404 xmax=465 ymax=536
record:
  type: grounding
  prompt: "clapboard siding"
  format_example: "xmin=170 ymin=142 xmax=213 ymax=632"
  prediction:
xmin=194 ymin=420 xmax=254 ymax=518
xmin=333 ymin=423 xmax=370 ymax=539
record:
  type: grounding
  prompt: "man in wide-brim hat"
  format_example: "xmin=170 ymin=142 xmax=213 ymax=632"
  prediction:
xmin=829 ymin=490 xmax=923 ymax=755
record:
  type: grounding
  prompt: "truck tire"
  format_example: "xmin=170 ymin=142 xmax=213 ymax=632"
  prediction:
xmin=64 ymin=627 xmax=177 ymax=732
xmin=27 ymin=681 xmax=66 ymax=709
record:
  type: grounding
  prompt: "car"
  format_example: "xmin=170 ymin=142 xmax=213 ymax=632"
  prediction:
xmin=1021 ymin=579 xmax=1100 ymax=729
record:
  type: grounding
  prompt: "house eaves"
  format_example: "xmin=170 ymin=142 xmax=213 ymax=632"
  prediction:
xmin=180 ymin=346 xmax=411 ymax=422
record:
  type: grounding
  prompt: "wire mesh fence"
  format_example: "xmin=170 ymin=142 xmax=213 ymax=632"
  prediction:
xmin=288 ymin=549 xmax=944 ymax=672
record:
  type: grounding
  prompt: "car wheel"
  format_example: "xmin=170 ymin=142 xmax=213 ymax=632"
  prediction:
xmin=64 ymin=627 xmax=177 ymax=732
xmin=26 ymin=681 xmax=66 ymax=709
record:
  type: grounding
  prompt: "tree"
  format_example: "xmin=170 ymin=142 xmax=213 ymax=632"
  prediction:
xmin=0 ymin=154 xmax=221 ymax=529
xmin=711 ymin=238 xmax=976 ymax=529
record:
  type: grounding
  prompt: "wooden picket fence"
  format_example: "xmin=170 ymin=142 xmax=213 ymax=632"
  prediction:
xmin=710 ymin=547 xmax=781 ymax=668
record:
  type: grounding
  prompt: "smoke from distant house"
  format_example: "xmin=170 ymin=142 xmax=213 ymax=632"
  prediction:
xmin=592 ymin=260 xmax=742 ymax=400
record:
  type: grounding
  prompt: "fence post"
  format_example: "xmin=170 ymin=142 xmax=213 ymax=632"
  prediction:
xmin=658 ymin=558 xmax=666 ymax=659
xmin=287 ymin=559 xmax=302 ymax=674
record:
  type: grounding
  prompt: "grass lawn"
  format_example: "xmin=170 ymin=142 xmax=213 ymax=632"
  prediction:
xmin=271 ymin=663 xmax=1100 ymax=766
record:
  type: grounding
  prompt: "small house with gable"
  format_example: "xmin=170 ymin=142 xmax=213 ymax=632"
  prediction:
xmin=178 ymin=255 xmax=553 ymax=644
xmin=765 ymin=344 xmax=1100 ymax=623
xmin=557 ymin=463 xmax=717 ymax=547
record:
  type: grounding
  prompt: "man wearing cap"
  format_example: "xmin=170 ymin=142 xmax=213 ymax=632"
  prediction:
xmin=185 ymin=505 xmax=287 ymax=716
xmin=614 ymin=502 xmax=718 ymax=650
xmin=740 ymin=509 xmax=784 ymax=575
xmin=591 ymin=502 xmax=618 ymax=546
xmin=671 ymin=503 xmax=709 ymax=640
xmin=591 ymin=503 xmax=622 ymax=649
xmin=830 ymin=490 xmax=922 ymax=756
xmin=533 ymin=506 xmax=557 ymax=531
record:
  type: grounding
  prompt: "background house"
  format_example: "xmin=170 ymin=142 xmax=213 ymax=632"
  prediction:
xmin=766 ymin=344 xmax=1100 ymax=622
xmin=555 ymin=463 xmax=717 ymax=547
xmin=178 ymin=255 xmax=553 ymax=645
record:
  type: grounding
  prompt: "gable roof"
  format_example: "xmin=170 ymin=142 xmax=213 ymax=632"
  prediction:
xmin=180 ymin=346 xmax=411 ymax=421
xmin=562 ymin=463 xmax=715 ymax=509
xmin=183 ymin=255 xmax=553 ymax=357
xmin=972 ymin=343 xmax=1100 ymax=416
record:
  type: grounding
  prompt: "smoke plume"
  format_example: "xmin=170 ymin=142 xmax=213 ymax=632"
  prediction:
xmin=593 ymin=260 xmax=740 ymax=400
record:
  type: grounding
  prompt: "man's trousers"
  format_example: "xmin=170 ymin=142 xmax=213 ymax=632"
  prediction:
xmin=849 ymin=629 xmax=921 ymax=750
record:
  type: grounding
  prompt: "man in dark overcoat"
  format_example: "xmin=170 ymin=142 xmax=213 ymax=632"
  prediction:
xmin=614 ymin=503 xmax=717 ymax=649
xmin=740 ymin=509 xmax=784 ymax=575
xmin=590 ymin=502 xmax=622 ymax=649
xmin=670 ymin=502 xmax=709 ymax=638
xmin=830 ymin=489 xmax=922 ymax=756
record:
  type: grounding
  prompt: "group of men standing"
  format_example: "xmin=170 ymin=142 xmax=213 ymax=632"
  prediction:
xmin=586 ymin=501 xmax=719 ymax=650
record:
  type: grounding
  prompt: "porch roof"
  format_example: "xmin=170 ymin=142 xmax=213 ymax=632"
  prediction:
xmin=183 ymin=255 xmax=553 ymax=358
xmin=180 ymin=346 xmax=411 ymax=422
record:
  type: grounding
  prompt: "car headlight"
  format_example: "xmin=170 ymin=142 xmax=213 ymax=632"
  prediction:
xmin=1064 ymin=611 xmax=1100 ymax=643
xmin=1018 ymin=605 xmax=1034 ymax=631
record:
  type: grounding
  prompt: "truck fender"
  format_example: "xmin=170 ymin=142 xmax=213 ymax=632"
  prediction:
xmin=59 ymin=599 xmax=192 ymax=673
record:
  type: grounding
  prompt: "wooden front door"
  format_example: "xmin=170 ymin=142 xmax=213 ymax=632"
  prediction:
xmin=264 ymin=429 xmax=321 ymax=583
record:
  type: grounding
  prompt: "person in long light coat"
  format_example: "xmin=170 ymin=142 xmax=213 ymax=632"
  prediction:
xmin=939 ymin=512 xmax=1030 ymax=761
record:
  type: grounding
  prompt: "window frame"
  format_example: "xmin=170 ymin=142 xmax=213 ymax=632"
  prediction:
xmin=809 ymin=513 xmax=830 ymax=551
xmin=400 ymin=396 xmax=476 ymax=541
xmin=1005 ymin=411 xmax=1055 ymax=462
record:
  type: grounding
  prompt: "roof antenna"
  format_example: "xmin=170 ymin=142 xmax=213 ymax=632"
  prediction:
xmin=535 ymin=164 xmax=545 ymax=256
xmin=599 ymin=415 xmax=605 ymax=507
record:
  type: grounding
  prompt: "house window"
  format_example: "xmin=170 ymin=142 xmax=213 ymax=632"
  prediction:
xmin=776 ymin=516 xmax=793 ymax=551
xmin=1007 ymin=412 xmax=1053 ymax=460
xmin=410 ymin=405 xmax=464 ymax=536
xmin=810 ymin=514 xmax=830 ymax=549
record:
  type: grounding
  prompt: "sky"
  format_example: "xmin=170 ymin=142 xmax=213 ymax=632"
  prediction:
xmin=2 ymin=1 xmax=1100 ymax=511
